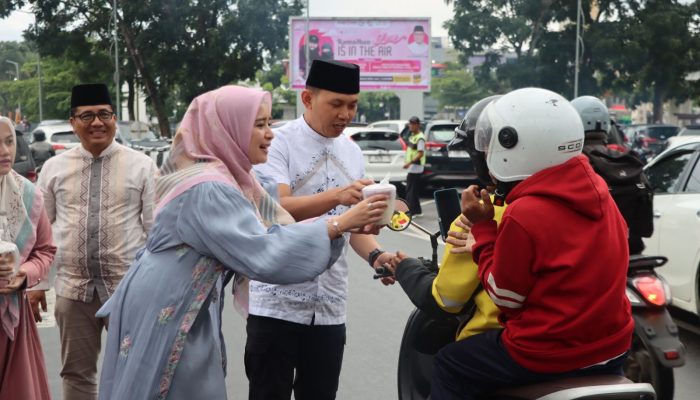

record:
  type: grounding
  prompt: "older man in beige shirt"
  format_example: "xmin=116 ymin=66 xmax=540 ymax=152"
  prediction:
xmin=37 ymin=83 xmax=157 ymax=400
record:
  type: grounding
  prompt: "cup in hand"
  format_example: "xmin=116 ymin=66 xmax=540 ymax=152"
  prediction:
xmin=362 ymin=183 xmax=397 ymax=225
xmin=0 ymin=242 xmax=19 ymax=289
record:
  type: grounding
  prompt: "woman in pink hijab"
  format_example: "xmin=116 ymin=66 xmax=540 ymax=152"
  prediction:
xmin=97 ymin=86 xmax=387 ymax=399
xmin=0 ymin=116 xmax=56 ymax=400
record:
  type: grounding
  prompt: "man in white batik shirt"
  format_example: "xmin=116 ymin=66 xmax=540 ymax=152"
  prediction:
xmin=248 ymin=60 xmax=398 ymax=400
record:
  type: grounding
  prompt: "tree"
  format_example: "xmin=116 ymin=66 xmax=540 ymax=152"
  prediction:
xmin=1 ymin=42 xmax=108 ymax=122
xmin=2 ymin=0 xmax=302 ymax=137
xmin=431 ymin=62 xmax=484 ymax=109
xmin=445 ymin=0 xmax=699 ymax=121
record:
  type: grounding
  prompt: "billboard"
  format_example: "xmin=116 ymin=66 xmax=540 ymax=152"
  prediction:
xmin=289 ymin=17 xmax=431 ymax=91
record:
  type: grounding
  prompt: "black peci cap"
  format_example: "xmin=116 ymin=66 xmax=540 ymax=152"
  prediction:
xmin=71 ymin=83 xmax=112 ymax=109
xmin=306 ymin=60 xmax=360 ymax=95
xmin=413 ymin=25 xmax=425 ymax=33
xmin=409 ymin=116 xmax=420 ymax=123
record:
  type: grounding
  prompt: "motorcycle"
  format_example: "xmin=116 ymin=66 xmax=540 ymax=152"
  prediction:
xmin=624 ymin=255 xmax=685 ymax=400
xmin=381 ymin=196 xmax=676 ymax=399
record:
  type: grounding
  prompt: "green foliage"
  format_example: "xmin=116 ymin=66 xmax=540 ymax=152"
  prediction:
xmin=445 ymin=0 xmax=700 ymax=121
xmin=2 ymin=0 xmax=302 ymax=135
xmin=257 ymin=60 xmax=296 ymax=119
xmin=430 ymin=63 xmax=484 ymax=108
xmin=357 ymin=92 xmax=400 ymax=122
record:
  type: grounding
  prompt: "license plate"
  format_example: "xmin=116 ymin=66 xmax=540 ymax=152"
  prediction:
xmin=448 ymin=150 xmax=468 ymax=158
xmin=368 ymin=155 xmax=391 ymax=163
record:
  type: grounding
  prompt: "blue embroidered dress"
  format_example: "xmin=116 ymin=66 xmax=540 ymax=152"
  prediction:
xmin=97 ymin=181 xmax=343 ymax=399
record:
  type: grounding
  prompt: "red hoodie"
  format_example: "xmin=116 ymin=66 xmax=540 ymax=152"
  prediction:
xmin=471 ymin=155 xmax=633 ymax=373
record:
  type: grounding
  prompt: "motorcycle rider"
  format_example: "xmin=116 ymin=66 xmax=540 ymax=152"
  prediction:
xmin=571 ymin=95 xmax=652 ymax=255
xmin=388 ymin=96 xmax=504 ymax=340
xmin=430 ymin=88 xmax=633 ymax=400
xmin=30 ymin=130 xmax=56 ymax=170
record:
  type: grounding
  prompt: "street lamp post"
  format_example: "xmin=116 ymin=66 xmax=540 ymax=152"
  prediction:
xmin=574 ymin=0 xmax=583 ymax=98
xmin=37 ymin=61 xmax=43 ymax=121
xmin=111 ymin=0 xmax=121 ymax=121
xmin=6 ymin=60 xmax=21 ymax=120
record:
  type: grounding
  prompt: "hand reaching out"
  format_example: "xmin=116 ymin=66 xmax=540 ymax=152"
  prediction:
xmin=337 ymin=179 xmax=374 ymax=206
xmin=373 ymin=252 xmax=396 ymax=286
xmin=446 ymin=215 xmax=476 ymax=254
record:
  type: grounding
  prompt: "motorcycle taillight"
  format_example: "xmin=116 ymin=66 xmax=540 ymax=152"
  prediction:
xmin=632 ymin=275 xmax=668 ymax=306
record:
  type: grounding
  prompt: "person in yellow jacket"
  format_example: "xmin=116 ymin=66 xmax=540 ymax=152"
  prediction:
xmin=403 ymin=116 xmax=426 ymax=216
xmin=388 ymin=96 xmax=503 ymax=341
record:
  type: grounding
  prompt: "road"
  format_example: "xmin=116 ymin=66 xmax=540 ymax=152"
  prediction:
xmin=37 ymin=198 xmax=700 ymax=399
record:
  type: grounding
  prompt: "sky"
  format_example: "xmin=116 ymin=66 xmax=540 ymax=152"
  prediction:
xmin=0 ymin=0 xmax=454 ymax=42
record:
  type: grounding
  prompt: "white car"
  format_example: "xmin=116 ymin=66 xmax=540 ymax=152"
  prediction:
xmin=643 ymin=137 xmax=700 ymax=318
xmin=367 ymin=119 xmax=409 ymax=135
xmin=30 ymin=122 xmax=80 ymax=154
xmin=344 ymin=127 xmax=407 ymax=197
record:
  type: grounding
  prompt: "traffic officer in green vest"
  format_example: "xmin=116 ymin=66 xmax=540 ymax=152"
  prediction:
xmin=403 ymin=116 xmax=426 ymax=216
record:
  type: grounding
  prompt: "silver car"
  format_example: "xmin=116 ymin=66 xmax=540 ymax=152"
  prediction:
xmin=29 ymin=122 xmax=80 ymax=154
xmin=344 ymin=127 xmax=407 ymax=197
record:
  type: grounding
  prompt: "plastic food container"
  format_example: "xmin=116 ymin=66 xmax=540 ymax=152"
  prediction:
xmin=362 ymin=183 xmax=397 ymax=225
xmin=0 ymin=241 xmax=19 ymax=289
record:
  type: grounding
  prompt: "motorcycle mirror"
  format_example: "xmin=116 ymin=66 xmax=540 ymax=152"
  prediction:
xmin=387 ymin=198 xmax=412 ymax=231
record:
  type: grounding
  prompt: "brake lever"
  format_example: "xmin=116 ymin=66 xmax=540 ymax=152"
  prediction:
xmin=373 ymin=265 xmax=394 ymax=280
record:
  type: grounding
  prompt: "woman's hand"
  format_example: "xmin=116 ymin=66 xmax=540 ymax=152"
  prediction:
xmin=337 ymin=195 xmax=388 ymax=232
xmin=0 ymin=270 xmax=27 ymax=295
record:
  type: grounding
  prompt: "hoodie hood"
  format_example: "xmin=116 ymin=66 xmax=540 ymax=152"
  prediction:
xmin=506 ymin=155 xmax=609 ymax=221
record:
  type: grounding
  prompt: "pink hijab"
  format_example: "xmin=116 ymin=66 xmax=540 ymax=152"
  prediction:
xmin=156 ymin=85 xmax=272 ymax=210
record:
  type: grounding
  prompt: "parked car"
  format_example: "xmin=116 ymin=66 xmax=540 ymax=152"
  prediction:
xmin=30 ymin=122 xmax=80 ymax=154
xmin=368 ymin=120 xmax=409 ymax=136
xmin=642 ymin=137 xmax=700 ymax=318
xmin=420 ymin=120 xmax=476 ymax=187
xmin=664 ymin=124 xmax=700 ymax=150
xmin=13 ymin=130 xmax=37 ymax=182
xmin=344 ymin=127 xmax=407 ymax=198
xmin=625 ymin=124 xmax=680 ymax=161
xmin=117 ymin=121 xmax=170 ymax=166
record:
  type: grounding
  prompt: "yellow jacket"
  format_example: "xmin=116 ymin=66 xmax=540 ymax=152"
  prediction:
xmin=431 ymin=201 xmax=505 ymax=340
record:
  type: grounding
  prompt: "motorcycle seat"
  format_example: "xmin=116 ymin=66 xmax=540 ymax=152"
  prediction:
xmin=490 ymin=375 xmax=656 ymax=399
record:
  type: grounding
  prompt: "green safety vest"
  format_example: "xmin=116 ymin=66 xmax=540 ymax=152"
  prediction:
xmin=405 ymin=132 xmax=426 ymax=166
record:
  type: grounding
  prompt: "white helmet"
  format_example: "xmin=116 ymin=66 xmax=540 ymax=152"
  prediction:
xmin=475 ymin=87 xmax=584 ymax=182
xmin=571 ymin=96 xmax=610 ymax=133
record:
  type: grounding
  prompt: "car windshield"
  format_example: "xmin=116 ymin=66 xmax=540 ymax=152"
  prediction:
xmin=429 ymin=125 xmax=458 ymax=142
xmin=52 ymin=132 xmax=80 ymax=143
xmin=118 ymin=124 xmax=158 ymax=141
xmin=644 ymin=126 xmax=679 ymax=140
xmin=371 ymin=123 xmax=400 ymax=132
xmin=678 ymin=127 xmax=700 ymax=136
xmin=351 ymin=131 xmax=402 ymax=151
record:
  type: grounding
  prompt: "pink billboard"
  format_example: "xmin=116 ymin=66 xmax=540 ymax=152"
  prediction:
xmin=289 ymin=18 xmax=431 ymax=91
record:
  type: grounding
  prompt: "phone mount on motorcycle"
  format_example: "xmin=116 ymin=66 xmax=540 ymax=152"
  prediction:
xmin=374 ymin=199 xmax=441 ymax=280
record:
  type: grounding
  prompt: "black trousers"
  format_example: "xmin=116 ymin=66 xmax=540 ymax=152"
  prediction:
xmin=245 ymin=314 xmax=346 ymax=400
xmin=431 ymin=329 xmax=626 ymax=400
xmin=406 ymin=172 xmax=423 ymax=215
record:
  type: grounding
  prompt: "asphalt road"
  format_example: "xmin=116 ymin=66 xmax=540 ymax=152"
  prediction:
xmin=36 ymin=198 xmax=700 ymax=399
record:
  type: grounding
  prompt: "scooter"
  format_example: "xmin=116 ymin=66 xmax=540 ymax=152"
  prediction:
xmin=382 ymin=198 xmax=665 ymax=400
xmin=624 ymin=255 xmax=685 ymax=400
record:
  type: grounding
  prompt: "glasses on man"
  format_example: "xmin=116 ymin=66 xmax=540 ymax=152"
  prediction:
xmin=74 ymin=110 xmax=115 ymax=123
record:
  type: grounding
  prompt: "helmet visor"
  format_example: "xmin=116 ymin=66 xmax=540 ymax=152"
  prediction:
xmin=447 ymin=122 xmax=468 ymax=150
xmin=474 ymin=104 xmax=494 ymax=152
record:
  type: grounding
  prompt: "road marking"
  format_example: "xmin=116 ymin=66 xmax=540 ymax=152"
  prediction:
xmin=35 ymin=288 xmax=56 ymax=329
xmin=420 ymin=199 xmax=435 ymax=206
